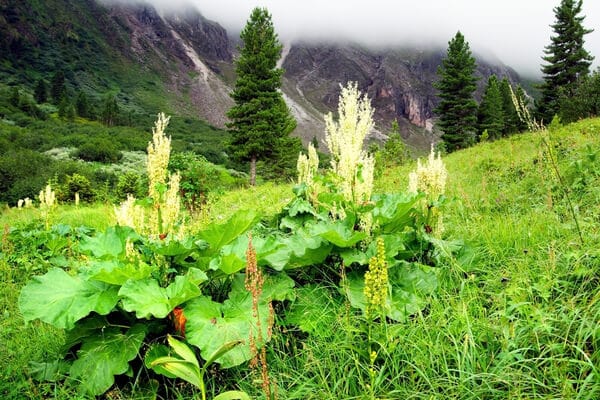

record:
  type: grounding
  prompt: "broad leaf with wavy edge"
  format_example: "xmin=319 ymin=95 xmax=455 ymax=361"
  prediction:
xmin=18 ymin=268 xmax=119 ymax=330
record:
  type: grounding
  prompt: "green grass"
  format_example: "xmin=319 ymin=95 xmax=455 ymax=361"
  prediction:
xmin=2 ymin=118 xmax=600 ymax=398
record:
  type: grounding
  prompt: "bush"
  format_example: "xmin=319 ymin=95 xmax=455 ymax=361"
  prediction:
xmin=75 ymin=138 xmax=122 ymax=163
xmin=0 ymin=149 xmax=53 ymax=204
xmin=115 ymin=171 xmax=144 ymax=200
xmin=169 ymin=152 xmax=245 ymax=212
xmin=59 ymin=173 xmax=95 ymax=203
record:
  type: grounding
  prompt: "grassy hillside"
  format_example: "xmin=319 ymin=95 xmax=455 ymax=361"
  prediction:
xmin=1 ymin=118 xmax=599 ymax=398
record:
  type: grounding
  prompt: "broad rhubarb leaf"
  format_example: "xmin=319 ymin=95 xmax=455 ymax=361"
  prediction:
xmin=68 ymin=324 xmax=146 ymax=396
xmin=18 ymin=268 xmax=119 ymax=330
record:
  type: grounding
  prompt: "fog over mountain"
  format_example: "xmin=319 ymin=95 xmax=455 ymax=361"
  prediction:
xmin=103 ymin=0 xmax=600 ymax=78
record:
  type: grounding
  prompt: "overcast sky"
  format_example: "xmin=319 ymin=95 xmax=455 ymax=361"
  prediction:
xmin=119 ymin=0 xmax=600 ymax=77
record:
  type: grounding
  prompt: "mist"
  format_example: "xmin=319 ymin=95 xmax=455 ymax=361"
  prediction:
xmin=104 ymin=0 xmax=600 ymax=78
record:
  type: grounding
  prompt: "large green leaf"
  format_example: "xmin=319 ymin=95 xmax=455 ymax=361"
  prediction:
xmin=18 ymin=268 xmax=119 ymax=329
xmin=119 ymin=273 xmax=202 ymax=319
xmin=372 ymin=193 xmax=419 ymax=233
xmin=185 ymin=289 xmax=272 ymax=368
xmin=68 ymin=324 xmax=147 ymax=396
xmin=79 ymin=226 xmax=138 ymax=259
xmin=197 ymin=210 xmax=259 ymax=254
xmin=213 ymin=391 xmax=251 ymax=400
xmin=210 ymin=234 xmax=291 ymax=275
xmin=146 ymin=235 xmax=196 ymax=256
xmin=340 ymin=233 xmax=407 ymax=266
xmin=344 ymin=261 xmax=438 ymax=322
xmin=310 ymin=220 xmax=367 ymax=248
xmin=263 ymin=231 xmax=331 ymax=270
xmin=230 ymin=272 xmax=296 ymax=302
xmin=85 ymin=259 xmax=155 ymax=285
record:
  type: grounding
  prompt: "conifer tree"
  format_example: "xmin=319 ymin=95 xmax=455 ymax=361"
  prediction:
xmin=477 ymin=75 xmax=504 ymax=140
xmin=537 ymin=0 xmax=594 ymax=122
xmin=101 ymin=94 xmax=119 ymax=127
xmin=34 ymin=78 xmax=48 ymax=104
xmin=226 ymin=7 xmax=298 ymax=185
xmin=75 ymin=91 xmax=92 ymax=119
xmin=50 ymin=70 xmax=66 ymax=104
xmin=434 ymin=31 xmax=479 ymax=152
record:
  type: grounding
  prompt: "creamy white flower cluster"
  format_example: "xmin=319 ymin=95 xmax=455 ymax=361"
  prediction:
xmin=408 ymin=146 xmax=447 ymax=236
xmin=115 ymin=113 xmax=182 ymax=238
xmin=325 ymin=82 xmax=375 ymax=205
xmin=296 ymin=142 xmax=319 ymax=186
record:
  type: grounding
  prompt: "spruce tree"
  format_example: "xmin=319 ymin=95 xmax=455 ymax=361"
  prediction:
xmin=34 ymin=78 xmax=48 ymax=104
xmin=434 ymin=31 xmax=479 ymax=152
xmin=50 ymin=70 xmax=66 ymax=104
xmin=226 ymin=7 xmax=298 ymax=185
xmin=538 ymin=0 xmax=594 ymax=122
xmin=477 ymin=75 xmax=504 ymax=140
xmin=101 ymin=94 xmax=119 ymax=127
xmin=75 ymin=91 xmax=92 ymax=119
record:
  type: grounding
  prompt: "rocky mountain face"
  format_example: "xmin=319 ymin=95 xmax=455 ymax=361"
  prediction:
xmin=108 ymin=2 xmax=521 ymax=149
xmin=0 ymin=0 xmax=522 ymax=150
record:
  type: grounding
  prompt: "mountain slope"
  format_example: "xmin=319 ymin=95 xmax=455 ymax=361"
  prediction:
xmin=0 ymin=0 xmax=526 ymax=151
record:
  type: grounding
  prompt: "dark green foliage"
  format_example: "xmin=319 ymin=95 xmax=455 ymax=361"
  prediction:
xmin=477 ymin=75 xmax=504 ymax=140
xmin=57 ymin=96 xmax=75 ymax=121
xmin=59 ymin=173 xmax=95 ymax=203
xmin=75 ymin=91 xmax=93 ymax=119
xmin=75 ymin=138 xmax=122 ymax=163
xmin=0 ymin=149 xmax=53 ymax=205
xmin=434 ymin=31 xmax=479 ymax=152
xmin=101 ymin=94 xmax=119 ymax=127
xmin=374 ymin=120 xmax=411 ymax=175
xmin=559 ymin=71 xmax=600 ymax=122
xmin=115 ymin=172 xmax=144 ymax=201
xmin=34 ymin=78 xmax=48 ymax=104
xmin=169 ymin=152 xmax=246 ymax=212
xmin=226 ymin=7 xmax=298 ymax=185
xmin=537 ymin=0 xmax=594 ymax=122
xmin=50 ymin=71 xmax=67 ymax=104
xmin=9 ymin=86 xmax=20 ymax=107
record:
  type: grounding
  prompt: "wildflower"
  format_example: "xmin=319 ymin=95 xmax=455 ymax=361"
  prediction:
xmin=408 ymin=146 xmax=447 ymax=236
xmin=297 ymin=142 xmax=319 ymax=186
xmin=161 ymin=171 xmax=181 ymax=235
xmin=408 ymin=145 xmax=447 ymax=199
xmin=325 ymin=82 xmax=375 ymax=205
xmin=363 ymin=237 xmax=388 ymax=319
xmin=39 ymin=183 xmax=56 ymax=209
xmin=147 ymin=112 xmax=171 ymax=201
xmin=114 ymin=194 xmax=145 ymax=233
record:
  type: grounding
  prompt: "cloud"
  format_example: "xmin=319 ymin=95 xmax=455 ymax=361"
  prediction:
xmin=105 ymin=0 xmax=600 ymax=77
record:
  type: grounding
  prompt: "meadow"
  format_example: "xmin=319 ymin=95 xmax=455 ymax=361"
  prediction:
xmin=1 ymin=117 xmax=599 ymax=399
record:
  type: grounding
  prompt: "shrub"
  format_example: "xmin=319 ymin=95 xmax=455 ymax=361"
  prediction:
xmin=115 ymin=171 xmax=144 ymax=200
xmin=75 ymin=138 xmax=122 ymax=163
xmin=169 ymin=152 xmax=245 ymax=212
xmin=59 ymin=173 xmax=95 ymax=203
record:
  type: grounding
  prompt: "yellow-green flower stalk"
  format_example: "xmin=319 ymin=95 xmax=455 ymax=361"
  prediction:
xmin=38 ymin=183 xmax=56 ymax=230
xmin=363 ymin=237 xmax=388 ymax=319
xmin=116 ymin=112 xmax=183 ymax=238
xmin=408 ymin=145 xmax=447 ymax=236
xmin=296 ymin=142 xmax=319 ymax=186
xmin=114 ymin=194 xmax=145 ymax=233
xmin=147 ymin=112 xmax=172 ymax=201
